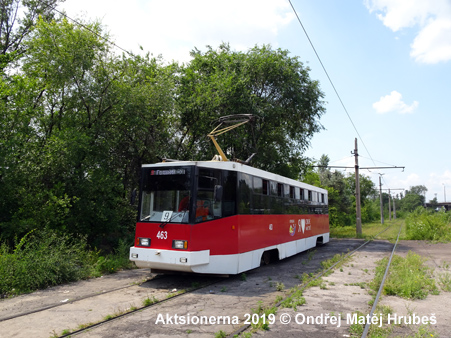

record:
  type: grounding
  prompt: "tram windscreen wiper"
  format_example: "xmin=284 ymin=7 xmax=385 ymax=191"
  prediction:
xmin=159 ymin=212 xmax=183 ymax=228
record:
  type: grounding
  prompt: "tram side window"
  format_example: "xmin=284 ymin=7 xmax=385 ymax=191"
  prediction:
xmin=270 ymin=182 xmax=284 ymax=214
xmin=238 ymin=173 xmax=252 ymax=214
xmin=263 ymin=179 xmax=269 ymax=195
xmin=223 ymin=170 xmax=237 ymax=217
xmin=252 ymin=177 xmax=271 ymax=214
xmin=196 ymin=168 xmax=221 ymax=222
xmin=252 ymin=177 xmax=263 ymax=214
xmin=308 ymin=190 xmax=312 ymax=202
xmin=276 ymin=183 xmax=282 ymax=197
xmin=286 ymin=185 xmax=297 ymax=214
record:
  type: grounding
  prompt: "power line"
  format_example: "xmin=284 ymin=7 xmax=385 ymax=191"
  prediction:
xmin=287 ymin=0 xmax=391 ymax=188
xmin=37 ymin=0 xmax=134 ymax=57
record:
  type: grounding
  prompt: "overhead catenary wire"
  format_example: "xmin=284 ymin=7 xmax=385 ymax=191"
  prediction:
xmin=36 ymin=0 xmax=134 ymax=57
xmin=287 ymin=0 xmax=392 ymax=188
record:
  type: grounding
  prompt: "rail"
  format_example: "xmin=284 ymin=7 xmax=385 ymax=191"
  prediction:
xmin=226 ymin=223 xmax=401 ymax=338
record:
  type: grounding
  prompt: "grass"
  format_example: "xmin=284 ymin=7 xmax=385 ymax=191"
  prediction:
xmin=406 ymin=207 xmax=451 ymax=241
xmin=142 ymin=296 xmax=158 ymax=307
xmin=438 ymin=272 xmax=451 ymax=291
xmin=250 ymin=301 xmax=277 ymax=331
xmin=330 ymin=218 xmax=406 ymax=240
xmin=348 ymin=305 xmax=395 ymax=338
xmin=275 ymin=282 xmax=285 ymax=291
xmin=214 ymin=330 xmax=227 ymax=338
xmin=0 ymin=229 xmax=135 ymax=297
xmin=280 ymin=288 xmax=306 ymax=310
xmin=371 ymin=251 xmax=438 ymax=300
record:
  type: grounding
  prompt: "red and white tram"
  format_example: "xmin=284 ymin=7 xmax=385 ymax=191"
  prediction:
xmin=129 ymin=160 xmax=329 ymax=274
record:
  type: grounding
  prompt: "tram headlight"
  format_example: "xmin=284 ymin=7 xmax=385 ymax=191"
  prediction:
xmin=172 ymin=240 xmax=188 ymax=250
xmin=138 ymin=237 xmax=151 ymax=247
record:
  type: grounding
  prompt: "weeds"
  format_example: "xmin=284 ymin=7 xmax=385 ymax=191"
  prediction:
xmin=275 ymin=282 xmax=285 ymax=291
xmin=405 ymin=207 xmax=451 ymax=241
xmin=438 ymin=272 xmax=451 ymax=292
xmin=250 ymin=301 xmax=277 ymax=331
xmin=280 ymin=288 xmax=306 ymax=310
xmin=0 ymin=229 xmax=134 ymax=297
xmin=321 ymin=252 xmax=349 ymax=271
xmin=214 ymin=330 xmax=227 ymax=338
xmin=142 ymin=296 xmax=158 ymax=307
xmin=371 ymin=251 xmax=438 ymax=299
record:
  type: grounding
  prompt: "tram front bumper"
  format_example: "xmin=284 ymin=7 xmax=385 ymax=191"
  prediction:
xmin=129 ymin=247 xmax=210 ymax=272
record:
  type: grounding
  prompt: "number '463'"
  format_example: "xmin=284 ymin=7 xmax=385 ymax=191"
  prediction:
xmin=156 ymin=231 xmax=167 ymax=239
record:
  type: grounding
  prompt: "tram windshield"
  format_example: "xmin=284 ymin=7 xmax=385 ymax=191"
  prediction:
xmin=140 ymin=167 xmax=192 ymax=223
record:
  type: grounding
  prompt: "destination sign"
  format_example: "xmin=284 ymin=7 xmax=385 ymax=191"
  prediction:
xmin=151 ymin=169 xmax=186 ymax=176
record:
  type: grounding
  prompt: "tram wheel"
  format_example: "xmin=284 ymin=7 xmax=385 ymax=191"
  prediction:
xmin=261 ymin=251 xmax=272 ymax=266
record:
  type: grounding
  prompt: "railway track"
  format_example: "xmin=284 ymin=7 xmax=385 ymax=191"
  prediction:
xmin=227 ymin=223 xmax=403 ymax=338
xmin=1 ymin=227 xmax=405 ymax=338
xmin=0 ymin=272 xmax=223 ymax=338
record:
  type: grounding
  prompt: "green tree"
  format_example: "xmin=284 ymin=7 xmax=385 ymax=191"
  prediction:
xmin=400 ymin=185 xmax=427 ymax=212
xmin=0 ymin=17 xmax=176 ymax=246
xmin=176 ymin=43 xmax=325 ymax=179
xmin=0 ymin=0 xmax=62 ymax=71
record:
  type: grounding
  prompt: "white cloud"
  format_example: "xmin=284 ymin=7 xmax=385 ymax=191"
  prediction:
xmin=372 ymin=91 xmax=418 ymax=114
xmin=365 ymin=0 xmax=451 ymax=64
xmin=427 ymin=170 xmax=451 ymax=202
xmin=60 ymin=0 xmax=294 ymax=62
xmin=410 ymin=18 xmax=451 ymax=63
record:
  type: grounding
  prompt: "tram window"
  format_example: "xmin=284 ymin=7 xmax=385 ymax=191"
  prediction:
xmin=277 ymin=183 xmax=283 ymax=197
xmin=289 ymin=186 xmax=295 ymax=199
xmin=284 ymin=184 xmax=290 ymax=198
xmin=308 ymin=190 xmax=312 ymax=202
xmin=321 ymin=193 xmax=325 ymax=203
xmin=294 ymin=187 xmax=300 ymax=200
xmin=262 ymin=179 xmax=269 ymax=195
xmin=270 ymin=181 xmax=278 ymax=195
xmin=238 ymin=173 xmax=252 ymax=214
xmin=140 ymin=166 xmax=192 ymax=223
xmin=300 ymin=189 xmax=304 ymax=200
xmin=223 ymin=170 xmax=237 ymax=217
xmin=253 ymin=177 xmax=263 ymax=194
xmin=196 ymin=168 xmax=222 ymax=222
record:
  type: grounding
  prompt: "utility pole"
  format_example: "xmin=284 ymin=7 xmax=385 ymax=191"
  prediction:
xmin=379 ymin=174 xmax=384 ymax=224
xmin=312 ymin=141 xmax=404 ymax=231
xmin=382 ymin=189 xmax=403 ymax=221
xmin=393 ymin=196 xmax=396 ymax=219
xmin=353 ymin=138 xmax=362 ymax=237
xmin=388 ymin=189 xmax=391 ymax=221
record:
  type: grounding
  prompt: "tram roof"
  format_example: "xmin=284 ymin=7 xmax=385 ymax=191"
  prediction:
xmin=142 ymin=161 xmax=327 ymax=194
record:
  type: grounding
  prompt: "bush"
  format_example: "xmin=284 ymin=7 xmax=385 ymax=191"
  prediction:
xmin=0 ymin=229 xmax=135 ymax=296
xmin=405 ymin=207 xmax=451 ymax=241
xmin=0 ymin=229 xmax=94 ymax=295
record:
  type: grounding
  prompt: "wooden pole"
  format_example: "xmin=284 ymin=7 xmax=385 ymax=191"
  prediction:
xmin=379 ymin=175 xmax=384 ymax=224
xmin=355 ymin=138 xmax=362 ymax=236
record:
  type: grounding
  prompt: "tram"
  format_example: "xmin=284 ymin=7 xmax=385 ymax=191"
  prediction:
xmin=129 ymin=160 xmax=329 ymax=274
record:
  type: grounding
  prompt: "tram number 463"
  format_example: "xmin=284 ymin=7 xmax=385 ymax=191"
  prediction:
xmin=156 ymin=231 xmax=168 ymax=240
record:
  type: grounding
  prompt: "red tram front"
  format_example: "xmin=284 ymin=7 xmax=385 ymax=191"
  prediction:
xmin=129 ymin=161 xmax=329 ymax=274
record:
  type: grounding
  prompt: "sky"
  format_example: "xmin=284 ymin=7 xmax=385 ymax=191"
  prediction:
xmin=59 ymin=0 xmax=451 ymax=202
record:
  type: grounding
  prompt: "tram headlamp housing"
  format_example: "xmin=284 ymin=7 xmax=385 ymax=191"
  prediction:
xmin=172 ymin=240 xmax=188 ymax=250
xmin=138 ymin=237 xmax=151 ymax=247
